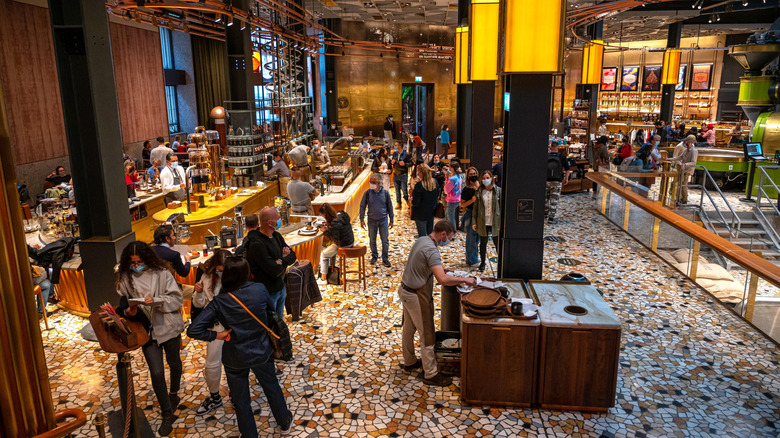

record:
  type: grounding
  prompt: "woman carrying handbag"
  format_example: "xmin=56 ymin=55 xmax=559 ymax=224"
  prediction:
xmin=188 ymin=256 xmax=294 ymax=437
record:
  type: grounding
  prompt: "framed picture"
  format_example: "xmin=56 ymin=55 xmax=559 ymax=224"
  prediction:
xmin=642 ymin=66 xmax=662 ymax=91
xmin=601 ymin=67 xmax=618 ymax=91
xmin=621 ymin=66 xmax=639 ymax=91
xmin=690 ymin=64 xmax=712 ymax=91
xmin=675 ymin=65 xmax=687 ymax=91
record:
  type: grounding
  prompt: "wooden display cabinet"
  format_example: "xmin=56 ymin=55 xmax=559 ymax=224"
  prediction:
xmin=460 ymin=282 xmax=539 ymax=407
xmin=529 ymin=281 xmax=622 ymax=412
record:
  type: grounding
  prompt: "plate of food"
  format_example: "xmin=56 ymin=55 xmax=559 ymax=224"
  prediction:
xmin=298 ymin=225 xmax=318 ymax=235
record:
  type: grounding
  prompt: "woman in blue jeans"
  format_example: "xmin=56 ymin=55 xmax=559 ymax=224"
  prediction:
xmin=188 ymin=256 xmax=293 ymax=437
xmin=443 ymin=162 xmax=462 ymax=233
xmin=410 ymin=164 xmax=439 ymax=237
xmin=460 ymin=166 xmax=481 ymax=266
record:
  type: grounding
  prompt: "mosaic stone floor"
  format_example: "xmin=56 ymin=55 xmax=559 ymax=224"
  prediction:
xmin=42 ymin=192 xmax=779 ymax=437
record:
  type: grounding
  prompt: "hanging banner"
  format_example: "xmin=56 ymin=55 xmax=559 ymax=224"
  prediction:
xmin=601 ymin=67 xmax=618 ymax=91
xmin=621 ymin=66 xmax=639 ymax=91
xmin=642 ymin=66 xmax=662 ymax=91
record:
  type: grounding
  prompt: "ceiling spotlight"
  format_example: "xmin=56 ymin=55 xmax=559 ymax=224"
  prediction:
xmin=216 ymin=14 xmax=223 ymax=23
xmin=742 ymin=0 xmax=748 ymax=5
xmin=708 ymin=15 xmax=713 ymax=23
xmin=716 ymin=13 xmax=720 ymax=21
xmin=698 ymin=1 xmax=703 ymax=9
xmin=241 ymin=20 xmax=246 ymax=30
xmin=227 ymin=15 xmax=234 ymax=26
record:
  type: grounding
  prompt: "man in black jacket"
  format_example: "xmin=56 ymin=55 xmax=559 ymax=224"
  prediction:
xmin=241 ymin=209 xmax=296 ymax=317
xmin=383 ymin=114 xmax=396 ymax=143
xmin=151 ymin=224 xmax=192 ymax=278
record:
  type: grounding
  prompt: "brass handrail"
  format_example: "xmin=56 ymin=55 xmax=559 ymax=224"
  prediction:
xmin=32 ymin=408 xmax=86 ymax=438
xmin=587 ymin=172 xmax=780 ymax=289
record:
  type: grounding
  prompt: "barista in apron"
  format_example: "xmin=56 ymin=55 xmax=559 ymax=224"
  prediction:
xmin=162 ymin=154 xmax=187 ymax=205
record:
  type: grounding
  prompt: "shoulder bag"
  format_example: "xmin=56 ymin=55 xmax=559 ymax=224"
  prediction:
xmin=228 ymin=292 xmax=293 ymax=361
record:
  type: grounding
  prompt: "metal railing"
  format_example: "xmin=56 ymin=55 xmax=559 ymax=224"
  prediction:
xmin=681 ymin=165 xmax=742 ymax=236
xmin=753 ymin=166 xmax=780 ymax=248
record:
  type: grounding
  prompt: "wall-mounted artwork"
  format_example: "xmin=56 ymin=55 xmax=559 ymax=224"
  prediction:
xmin=675 ymin=65 xmax=687 ymax=91
xmin=690 ymin=64 xmax=712 ymax=91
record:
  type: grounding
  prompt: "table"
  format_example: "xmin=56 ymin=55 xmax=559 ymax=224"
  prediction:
xmin=312 ymin=166 xmax=372 ymax=221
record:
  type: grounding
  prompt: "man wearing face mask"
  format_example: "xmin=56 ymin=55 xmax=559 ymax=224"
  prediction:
xmin=665 ymin=135 xmax=699 ymax=204
xmin=391 ymin=141 xmax=410 ymax=209
xmin=160 ymin=153 xmax=187 ymax=205
xmin=241 ymin=210 xmax=296 ymax=317
xmin=310 ymin=139 xmax=331 ymax=177
xmin=545 ymin=140 xmax=570 ymax=225
xmin=384 ymin=114 xmax=396 ymax=142
xmin=326 ymin=123 xmax=341 ymax=138
xmin=398 ymin=219 xmax=477 ymax=386
xmin=360 ymin=174 xmax=394 ymax=266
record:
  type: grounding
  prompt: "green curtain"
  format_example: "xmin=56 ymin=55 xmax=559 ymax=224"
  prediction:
xmin=191 ymin=36 xmax=229 ymax=129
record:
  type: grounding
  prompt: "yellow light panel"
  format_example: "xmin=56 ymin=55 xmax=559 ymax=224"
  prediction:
xmin=469 ymin=0 xmax=500 ymax=81
xmin=501 ymin=0 xmax=566 ymax=73
xmin=581 ymin=40 xmax=603 ymax=85
xmin=455 ymin=26 xmax=471 ymax=84
xmin=661 ymin=49 xmax=681 ymax=85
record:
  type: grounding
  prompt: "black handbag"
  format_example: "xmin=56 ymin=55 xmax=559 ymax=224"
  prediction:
xmin=435 ymin=202 xmax=446 ymax=218
xmin=327 ymin=265 xmax=341 ymax=285
xmin=228 ymin=292 xmax=294 ymax=362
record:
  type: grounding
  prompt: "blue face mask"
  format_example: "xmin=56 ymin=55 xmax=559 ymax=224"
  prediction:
xmin=655 ymin=141 xmax=660 ymax=147
xmin=482 ymin=179 xmax=492 ymax=187
xmin=434 ymin=160 xmax=440 ymax=164
xmin=132 ymin=264 xmax=146 ymax=273
xmin=171 ymin=162 xmax=179 ymax=169
xmin=216 ymin=271 xmax=223 ymax=278
xmin=275 ymin=218 xmax=282 ymax=230
xmin=439 ymin=238 xmax=450 ymax=247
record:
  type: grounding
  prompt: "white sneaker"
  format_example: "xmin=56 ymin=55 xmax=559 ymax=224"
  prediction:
xmin=279 ymin=413 xmax=293 ymax=435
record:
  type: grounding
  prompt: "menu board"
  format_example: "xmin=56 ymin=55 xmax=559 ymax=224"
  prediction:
xmin=690 ymin=64 xmax=712 ymax=91
xmin=621 ymin=66 xmax=639 ymax=91
xmin=601 ymin=67 xmax=618 ymax=91
xmin=675 ymin=65 xmax=687 ymax=91
xmin=642 ymin=66 xmax=662 ymax=91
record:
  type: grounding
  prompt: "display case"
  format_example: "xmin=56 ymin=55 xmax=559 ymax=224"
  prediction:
xmin=224 ymin=103 xmax=274 ymax=188
xmin=674 ymin=91 xmax=716 ymax=120
xmin=568 ymin=99 xmax=592 ymax=144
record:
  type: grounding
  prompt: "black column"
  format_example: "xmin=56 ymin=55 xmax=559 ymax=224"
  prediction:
xmin=456 ymin=84 xmax=472 ymax=158
xmin=48 ymin=0 xmax=135 ymax=310
xmin=660 ymin=22 xmax=682 ymax=122
xmin=324 ymin=19 xmax=340 ymax=129
xmin=468 ymin=81 xmax=496 ymax=171
xmin=499 ymin=74 xmax=551 ymax=279
xmin=227 ymin=0 xmax=253 ymax=110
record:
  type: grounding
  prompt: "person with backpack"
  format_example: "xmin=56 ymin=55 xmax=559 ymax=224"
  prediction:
xmin=546 ymin=140 xmax=570 ymax=225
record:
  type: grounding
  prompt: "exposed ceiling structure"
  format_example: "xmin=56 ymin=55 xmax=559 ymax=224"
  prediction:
xmin=302 ymin=0 xmax=459 ymax=25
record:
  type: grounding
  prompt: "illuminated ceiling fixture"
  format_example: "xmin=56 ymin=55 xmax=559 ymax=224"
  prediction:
xmin=469 ymin=0 xmax=499 ymax=81
xmin=500 ymin=0 xmax=565 ymax=73
xmin=742 ymin=0 xmax=748 ymax=5
xmin=227 ymin=15 xmax=234 ymax=26
xmin=581 ymin=40 xmax=604 ymax=85
xmin=707 ymin=15 xmax=713 ymax=23
xmin=216 ymin=14 xmax=223 ymax=23
xmin=241 ymin=20 xmax=246 ymax=30
xmin=661 ymin=49 xmax=681 ymax=85
xmin=716 ymin=13 xmax=720 ymax=21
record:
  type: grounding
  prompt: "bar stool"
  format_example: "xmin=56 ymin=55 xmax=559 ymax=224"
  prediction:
xmin=34 ymin=284 xmax=49 ymax=330
xmin=338 ymin=245 xmax=367 ymax=293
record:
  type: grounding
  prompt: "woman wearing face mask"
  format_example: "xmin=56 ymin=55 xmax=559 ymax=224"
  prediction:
xmin=472 ymin=170 xmax=501 ymax=272
xmin=460 ymin=167 xmax=481 ymax=267
xmin=318 ymin=203 xmax=354 ymax=280
xmin=411 ymin=164 xmax=439 ymax=237
xmin=443 ymin=162 xmax=462 ymax=234
xmin=371 ymin=147 xmax=392 ymax=191
xmin=191 ymin=249 xmax=231 ymax=415
xmin=114 ymin=241 xmax=183 ymax=436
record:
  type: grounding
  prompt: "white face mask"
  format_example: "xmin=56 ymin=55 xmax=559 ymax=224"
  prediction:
xmin=370 ymin=183 xmax=379 ymax=190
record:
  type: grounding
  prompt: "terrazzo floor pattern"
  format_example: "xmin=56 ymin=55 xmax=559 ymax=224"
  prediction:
xmin=41 ymin=192 xmax=780 ymax=437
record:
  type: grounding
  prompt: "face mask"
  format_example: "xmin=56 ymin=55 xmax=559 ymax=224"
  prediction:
xmin=388 ymin=117 xmax=393 ymax=121
xmin=393 ymin=148 xmax=398 ymax=152
xmin=216 ymin=271 xmax=223 ymax=278
xmin=482 ymin=179 xmax=492 ymax=187
xmin=469 ymin=176 xmax=478 ymax=182
xmin=655 ymin=141 xmax=660 ymax=147
xmin=314 ymin=145 xmax=320 ymax=150
xmin=132 ymin=264 xmax=146 ymax=273
xmin=434 ymin=160 xmax=440 ymax=164
xmin=370 ymin=183 xmax=379 ymax=190
xmin=275 ymin=218 xmax=282 ymax=230
xmin=171 ymin=162 xmax=179 ymax=169
xmin=438 ymin=238 xmax=450 ymax=247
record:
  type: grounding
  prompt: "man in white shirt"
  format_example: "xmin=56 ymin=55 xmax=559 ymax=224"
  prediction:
xmin=150 ymin=136 xmax=173 ymax=169
xmin=160 ymin=153 xmax=187 ymax=205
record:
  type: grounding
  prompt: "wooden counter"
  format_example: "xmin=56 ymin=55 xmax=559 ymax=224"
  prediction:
xmin=312 ymin=167 xmax=372 ymax=221
xmin=461 ymin=281 xmax=539 ymax=407
xmin=151 ymin=181 xmax=280 ymax=245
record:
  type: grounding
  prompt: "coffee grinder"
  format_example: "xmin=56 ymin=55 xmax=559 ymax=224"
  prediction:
xmin=233 ymin=205 xmax=246 ymax=240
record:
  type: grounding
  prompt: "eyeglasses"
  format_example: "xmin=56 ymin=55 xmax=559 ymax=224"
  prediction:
xmin=129 ymin=260 xmax=144 ymax=267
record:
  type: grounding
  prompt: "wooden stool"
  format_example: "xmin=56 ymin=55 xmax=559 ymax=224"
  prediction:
xmin=34 ymin=284 xmax=49 ymax=330
xmin=338 ymin=245 xmax=367 ymax=293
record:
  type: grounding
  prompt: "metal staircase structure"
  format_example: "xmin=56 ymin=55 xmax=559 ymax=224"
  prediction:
xmin=682 ymin=166 xmax=780 ymax=269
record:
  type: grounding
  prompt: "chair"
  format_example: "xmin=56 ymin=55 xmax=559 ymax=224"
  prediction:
xmin=34 ymin=284 xmax=49 ymax=330
xmin=338 ymin=245 xmax=367 ymax=293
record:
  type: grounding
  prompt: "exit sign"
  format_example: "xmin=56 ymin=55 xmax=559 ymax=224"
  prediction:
xmin=503 ymin=92 xmax=510 ymax=111
xmin=414 ymin=76 xmax=423 ymax=82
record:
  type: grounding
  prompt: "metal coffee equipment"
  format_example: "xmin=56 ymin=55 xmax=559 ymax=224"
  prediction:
xmin=220 ymin=225 xmax=237 ymax=248
xmin=233 ymin=205 xmax=245 ymax=239
xmin=275 ymin=196 xmax=291 ymax=227
xmin=166 ymin=212 xmax=191 ymax=244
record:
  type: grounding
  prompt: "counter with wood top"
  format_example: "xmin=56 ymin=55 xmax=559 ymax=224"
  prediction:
xmin=312 ymin=166 xmax=372 ymax=221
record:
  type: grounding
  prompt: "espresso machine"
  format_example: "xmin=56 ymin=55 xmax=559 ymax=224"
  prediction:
xmin=233 ymin=205 xmax=246 ymax=240
xmin=166 ymin=213 xmax=191 ymax=245
xmin=274 ymin=196 xmax=291 ymax=227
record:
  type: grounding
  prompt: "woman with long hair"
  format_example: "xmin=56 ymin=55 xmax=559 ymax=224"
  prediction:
xmin=411 ymin=163 xmax=439 ymax=237
xmin=472 ymin=170 xmax=501 ymax=272
xmin=372 ymin=147 xmax=392 ymax=191
xmin=318 ymin=202 xmax=355 ymax=280
xmin=461 ymin=166 xmax=481 ymax=267
xmin=188 ymin=257 xmax=293 ymax=437
xmin=191 ymin=249 xmax=231 ymax=415
xmin=443 ymin=162 xmax=462 ymax=234
xmin=115 ymin=241 xmax=183 ymax=436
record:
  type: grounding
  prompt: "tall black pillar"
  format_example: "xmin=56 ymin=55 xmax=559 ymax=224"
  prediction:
xmin=499 ymin=74 xmax=551 ymax=279
xmin=48 ymin=0 xmax=135 ymax=310
xmin=456 ymin=84 xmax=472 ymax=158
xmin=469 ymin=81 xmax=496 ymax=171
xmin=227 ymin=0 xmax=253 ymax=110
xmin=324 ymin=19 xmax=340 ymax=129
xmin=660 ymin=22 xmax=682 ymax=122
